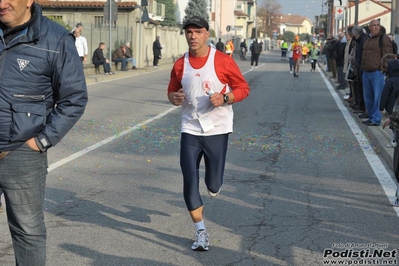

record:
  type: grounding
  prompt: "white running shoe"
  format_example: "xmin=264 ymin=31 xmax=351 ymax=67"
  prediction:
xmin=391 ymin=198 xmax=399 ymax=207
xmin=386 ymin=140 xmax=397 ymax=148
xmin=191 ymin=230 xmax=209 ymax=251
xmin=208 ymin=188 xmax=221 ymax=197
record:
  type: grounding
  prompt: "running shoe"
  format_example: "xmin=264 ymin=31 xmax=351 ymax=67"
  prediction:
xmin=191 ymin=230 xmax=209 ymax=251
xmin=391 ymin=198 xmax=399 ymax=207
xmin=208 ymin=188 xmax=221 ymax=197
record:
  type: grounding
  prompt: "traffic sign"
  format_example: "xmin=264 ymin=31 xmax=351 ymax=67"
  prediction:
xmin=334 ymin=0 xmax=347 ymax=6
xmin=104 ymin=0 xmax=118 ymax=22
xmin=335 ymin=6 xmax=344 ymax=20
xmin=226 ymin=25 xmax=231 ymax=32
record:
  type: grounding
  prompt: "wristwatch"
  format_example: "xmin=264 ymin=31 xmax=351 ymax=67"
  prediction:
xmin=223 ymin=94 xmax=229 ymax=103
xmin=35 ymin=133 xmax=51 ymax=152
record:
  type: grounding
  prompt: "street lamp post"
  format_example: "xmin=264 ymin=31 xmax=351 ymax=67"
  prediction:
xmin=134 ymin=5 xmax=142 ymax=68
xmin=254 ymin=0 xmax=257 ymax=39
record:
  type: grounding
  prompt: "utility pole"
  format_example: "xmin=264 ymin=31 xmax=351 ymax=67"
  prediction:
xmin=254 ymin=0 xmax=257 ymax=39
xmin=354 ymin=0 xmax=359 ymax=25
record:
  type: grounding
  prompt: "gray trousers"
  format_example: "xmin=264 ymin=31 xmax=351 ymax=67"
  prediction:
xmin=0 ymin=143 xmax=48 ymax=266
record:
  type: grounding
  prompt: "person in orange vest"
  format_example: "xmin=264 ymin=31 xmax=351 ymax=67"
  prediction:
xmin=225 ymin=40 xmax=232 ymax=57
xmin=227 ymin=39 xmax=234 ymax=58
xmin=301 ymin=43 xmax=309 ymax=65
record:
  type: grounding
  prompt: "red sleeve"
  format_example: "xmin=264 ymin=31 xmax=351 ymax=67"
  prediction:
xmin=214 ymin=51 xmax=250 ymax=102
xmin=167 ymin=56 xmax=185 ymax=95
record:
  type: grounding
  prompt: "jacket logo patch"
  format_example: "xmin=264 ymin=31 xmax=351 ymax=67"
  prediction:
xmin=195 ymin=73 xmax=200 ymax=77
xmin=17 ymin=58 xmax=30 ymax=71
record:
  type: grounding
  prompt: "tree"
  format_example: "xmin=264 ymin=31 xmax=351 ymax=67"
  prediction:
xmin=182 ymin=0 xmax=209 ymax=26
xmin=257 ymin=0 xmax=282 ymax=38
xmin=157 ymin=0 xmax=177 ymax=27
xmin=282 ymin=31 xmax=295 ymax=41
xmin=46 ymin=16 xmax=72 ymax=31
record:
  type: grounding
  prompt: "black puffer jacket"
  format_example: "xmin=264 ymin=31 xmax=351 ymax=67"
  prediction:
xmin=380 ymin=60 xmax=399 ymax=115
xmin=0 ymin=4 xmax=88 ymax=151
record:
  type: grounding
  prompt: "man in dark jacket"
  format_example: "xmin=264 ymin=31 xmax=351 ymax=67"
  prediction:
xmin=335 ymin=32 xmax=347 ymax=90
xmin=250 ymin=39 xmax=262 ymax=68
xmin=381 ymin=58 xmax=399 ymax=205
xmin=380 ymin=59 xmax=399 ymax=116
xmin=240 ymin=39 xmax=248 ymax=60
xmin=361 ymin=20 xmax=393 ymax=126
xmin=352 ymin=25 xmax=368 ymax=114
xmin=216 ymin=38 xmax=224 ymax=52
xmin=0 ymin=2 xmax=88 ymax=265
xmin=153 ymin=36 xmax=162 ymax=67
xmin=325 ymin=36 xmax=338 ymax=79
xmin=92 ymin=42 xmax=114 ymax=75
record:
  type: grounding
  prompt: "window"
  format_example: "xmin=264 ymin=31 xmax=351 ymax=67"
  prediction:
xmin=206 ymin=0 xmax=212 ymax=12
xmin=52 ymin=15 xmax=63 ymax=21
xmin=236 ymin=3 xmax=243 ymax=10
xmin=94 ymin=16 xmax=104 ymax=28
xmin=94 ymin=16 xmax=116 ymax=29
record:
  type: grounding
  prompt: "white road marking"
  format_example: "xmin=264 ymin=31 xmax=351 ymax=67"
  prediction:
xmin=48 ymin=106 xmax=178 ymax=172
xmin=318 ymin=65 xmax=399 ymax=215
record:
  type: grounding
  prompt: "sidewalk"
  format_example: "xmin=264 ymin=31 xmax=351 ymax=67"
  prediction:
xmin=83 ymin=63 xmax=173 ymax=85
xmin=322 ymin=65 xmax=395 ymax=170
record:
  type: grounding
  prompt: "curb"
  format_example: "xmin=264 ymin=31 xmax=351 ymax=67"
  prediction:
xmin=84 ymin=64 xmax=174 ymax=85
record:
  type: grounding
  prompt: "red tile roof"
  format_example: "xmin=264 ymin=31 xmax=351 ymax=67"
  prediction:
xmin=234 ymin=10 xmax=249 ymax=17
xmin=276 ymin=14 xmax=311 ymax=25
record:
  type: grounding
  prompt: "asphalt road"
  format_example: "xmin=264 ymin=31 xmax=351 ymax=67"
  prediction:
xmin=1 ymin=50 xmax=398 ymax=266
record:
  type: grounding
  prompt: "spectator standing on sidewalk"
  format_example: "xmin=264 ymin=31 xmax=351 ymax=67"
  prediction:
xmin=335 ymin=32 xmax=347 ymax=90
xmin=112 ymin=44 xmax=128 ymax=71
xmin=360 ymin=20 xmax=393 ymax=126
xmin=125 ymin=42 xmax=137 ymax=69
xmin=343 ymin=26 xmax=355 ymax=101
xmin=382 ymin=59 xmax=399 ymax=206
xmin=153 ymin=36 xmax=162 ymax=67
xmin=381 ymin=58 xmax=399 ymax=147
xmin=73 ymin=27 xmax=88 ymax=63
xmin=0 ymin=2 xmax=88 ymax=265
xmin=325 ymin=36 xmax=338 ymax=80
xmin=167 ymin=16 xmax=250 ymax=252
xmin=352 ymin=26 xmax=368 ymax=114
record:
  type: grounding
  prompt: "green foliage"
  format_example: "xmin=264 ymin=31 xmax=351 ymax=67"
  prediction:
xmin=283 ymin=31 xmax=295 ymax=41
xmin=209 ymin=28 xmax=216 ymax=37
xmin=157 ymin=0 xmax=178 ymax=27
xmin=46 ymin=16 xmax=72 ymax=31
xmin=183 ymin=0 xmax=209 ymax=25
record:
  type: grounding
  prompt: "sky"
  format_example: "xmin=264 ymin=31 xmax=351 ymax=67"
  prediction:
xmin=258 ymin=0 xmax=326 ymax=22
